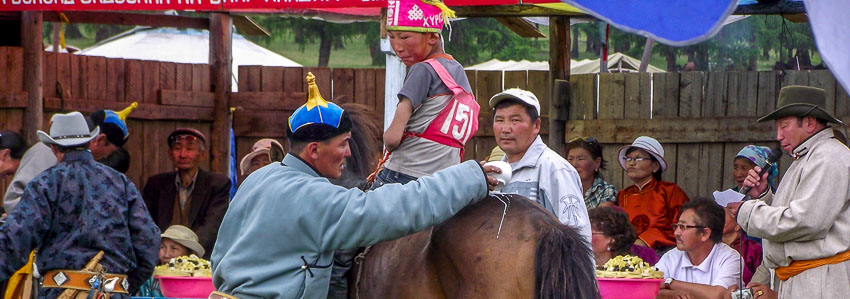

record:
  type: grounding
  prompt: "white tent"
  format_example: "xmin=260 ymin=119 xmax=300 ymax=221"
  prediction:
xmin=467 ymin=52 xmax=665 ymax=74
xmin=79 ymin=27 xmax=302 ymax=91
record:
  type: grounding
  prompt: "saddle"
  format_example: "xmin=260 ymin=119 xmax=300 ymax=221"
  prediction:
xmin=41 ymin=251 xmax=129 ymax=299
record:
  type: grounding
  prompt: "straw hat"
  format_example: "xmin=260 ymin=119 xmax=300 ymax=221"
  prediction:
xmin=37 ymin=112 xmax=100 ymax=147
xmin=161 ymin=225 xmax=205 ymax=257
xmin=618 ymin=136 xmax=667 ymax=172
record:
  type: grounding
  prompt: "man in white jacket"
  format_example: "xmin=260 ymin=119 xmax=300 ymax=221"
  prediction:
xmin=488 ymin=88 xmax=591 ymax=244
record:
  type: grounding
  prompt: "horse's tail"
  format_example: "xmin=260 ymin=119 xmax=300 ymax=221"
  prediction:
xmin=534 ymin=224 xmax=600 ymax=299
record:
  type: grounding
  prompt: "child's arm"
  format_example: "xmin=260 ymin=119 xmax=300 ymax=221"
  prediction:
xmin=384 ymin=97 xmax=414 ymax=152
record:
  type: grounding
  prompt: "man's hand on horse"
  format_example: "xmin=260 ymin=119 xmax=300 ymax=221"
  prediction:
xmin=480 ymin=161 xmax=501 ymax=191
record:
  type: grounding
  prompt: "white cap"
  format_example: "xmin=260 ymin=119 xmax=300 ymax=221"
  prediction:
xmin=488 ymin=88 xmax=541 ymax=115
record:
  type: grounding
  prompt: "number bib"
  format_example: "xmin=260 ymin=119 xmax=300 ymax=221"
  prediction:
xmin=414 ymin=59 xmax=479 ymax=149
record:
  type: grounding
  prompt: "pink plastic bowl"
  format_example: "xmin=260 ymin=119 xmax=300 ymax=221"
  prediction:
xmin=156 ymin=276 xmax=215 ymax=298
xmin=597 ymin=278 xmax=663 ymax=299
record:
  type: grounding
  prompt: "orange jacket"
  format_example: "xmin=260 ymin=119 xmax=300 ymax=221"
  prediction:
xmin=618 ymin=179 xmax=690 ymax=250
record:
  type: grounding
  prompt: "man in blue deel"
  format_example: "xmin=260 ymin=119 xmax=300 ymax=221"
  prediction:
xmin=211 ymin=73 xmax=497 ymax=298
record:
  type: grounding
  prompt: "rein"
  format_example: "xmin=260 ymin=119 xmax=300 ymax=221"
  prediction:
xmin=492 ymin=193 xmax=512 ymax=239
xmin=353 ymin=246 xmax=373 ymax=299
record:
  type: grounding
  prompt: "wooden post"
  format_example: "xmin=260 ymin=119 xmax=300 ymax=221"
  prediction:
xmin=209 ymin=13 xmax=232 ymax=174
xmin=548 ymin=16 xmax=570 ymax=156
xmin=22 ymin=12 xmax=43 ymax=146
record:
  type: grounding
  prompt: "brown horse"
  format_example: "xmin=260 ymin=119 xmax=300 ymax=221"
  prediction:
xmin=350 ymin=194 xmax=598 ymax=299
xmin=336 ymin=101 xmax=598 ymax=298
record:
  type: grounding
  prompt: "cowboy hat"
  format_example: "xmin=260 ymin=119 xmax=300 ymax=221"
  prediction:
xmin=618 ymin=136 xmax=667 ymax=172
xmin=161 ymin=225 xmax=205 ymax=257
xmin=37 ymin=111 xmax=100 ymax=147
xmin=757 ymin=85 xmax=843 ymax=125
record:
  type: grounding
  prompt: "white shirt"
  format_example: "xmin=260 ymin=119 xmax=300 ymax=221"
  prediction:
xmin=656 ymin=242 xmax=742 ymax=288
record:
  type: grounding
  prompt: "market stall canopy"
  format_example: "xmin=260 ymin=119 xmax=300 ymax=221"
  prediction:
xmin=467 ymin=53 xmax=665 ymax=73
xmin=78 ymin=27 xmax=301 ymax=91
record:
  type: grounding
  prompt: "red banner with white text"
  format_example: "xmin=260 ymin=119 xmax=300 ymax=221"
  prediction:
xmin=0 ymin=0 xmax=559 ymax=11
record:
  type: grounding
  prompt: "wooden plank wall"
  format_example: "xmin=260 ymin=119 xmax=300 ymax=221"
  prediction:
xmin=0 ymin=47 xmax=213 ymax=202
xmin=3 ymin=44 xmax=849 ymax=203
xmin=232 ymin=66 xmax=386 ymax=184
xmin=464 ymin=70 xmax=551 ymax=162
xmin=0 ymin=47 xmax=25 ymax=202
xmin=566 ymin=70 xmax=850 ymax=199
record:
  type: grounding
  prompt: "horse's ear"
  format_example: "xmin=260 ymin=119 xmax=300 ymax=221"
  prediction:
xmin=270 ymin=141 xmax=285 ymax=162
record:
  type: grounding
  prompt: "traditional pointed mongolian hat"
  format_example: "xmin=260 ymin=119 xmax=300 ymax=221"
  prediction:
xmin=89 ymin=102 xmax=138 ymax=147
xmin=286 ymin=73 xmax=352 ymax=142
xmin=386 ymin=0 xmax=456 ymax=33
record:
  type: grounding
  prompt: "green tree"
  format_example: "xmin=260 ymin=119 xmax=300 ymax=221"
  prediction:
xmin=445 ymin=18 xmax=545 ymax=65
xmin=250 ymin=16 xmax=379 ymax=67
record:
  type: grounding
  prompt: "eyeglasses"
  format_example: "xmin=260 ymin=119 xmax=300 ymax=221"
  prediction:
xmin=622 ymin=156 xmax=652 ymax=163
xmin=672 ymin=224 xmax=706 ymax=230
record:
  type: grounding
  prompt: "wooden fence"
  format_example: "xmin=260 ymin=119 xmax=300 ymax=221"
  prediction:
xmin=566 ymin=70 xmax=850 ymax=199
xmin=2 ymin=44 xmax=849 ymax=202
xmin=0 ymin=46 xmax=214 ymax=200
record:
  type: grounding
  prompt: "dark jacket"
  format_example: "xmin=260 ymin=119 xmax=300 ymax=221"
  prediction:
xmin=143 ymin=168 xmax=231 ymax=258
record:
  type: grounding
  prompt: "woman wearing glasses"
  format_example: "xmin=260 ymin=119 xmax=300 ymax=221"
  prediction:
xmin=567 ymin=137 xmax=618 ymax=210
xmin=617 ymin=136 xmax=690 ymax=255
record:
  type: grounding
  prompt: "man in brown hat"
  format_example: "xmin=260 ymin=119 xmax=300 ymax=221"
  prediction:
xmin=143 ymin=128 xmax=231 ymax=259
xmin=728 ymin=85 xmax=850 ymax=298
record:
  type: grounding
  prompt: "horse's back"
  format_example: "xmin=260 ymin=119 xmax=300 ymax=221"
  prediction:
xmin=356 ymin=194 xmax=558 ymax=298
xmin=431 ymin=194 xmax=553 ymax=298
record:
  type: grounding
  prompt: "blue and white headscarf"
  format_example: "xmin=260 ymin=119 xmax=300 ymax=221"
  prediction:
xmin=736 ymin=145 xmax=778 ymax=189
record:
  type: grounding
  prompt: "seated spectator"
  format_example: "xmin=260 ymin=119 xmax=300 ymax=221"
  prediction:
xmin=617 ymin=136 xmax=689 ymax=254
xmin=715 ymin=193 xmax=762 ymax=285
xmin=239 ymin=138 xmax=284 ymax=178
xmin=567 ymin=137 xmax=617 ymax=209
xmin=589 ymin=207 xmax=641 ymax=265
xmin=143 ymin=128 xmax=231 ymax=258
xmin=487 ymin=146 xmax=506 ymax=162
xmin=656 ymin=198 xmax=742 ymax=299
xmin=136 ymin=225 xmax=205 ymax=297
xmin=731 ymin=145 xmax=777 ymax=193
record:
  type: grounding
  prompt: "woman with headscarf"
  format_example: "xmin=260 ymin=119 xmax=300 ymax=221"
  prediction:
xmin=617 ymin=136 xmax=690 ymax=254
xmin=731 ymin=145 xmax=778 ymax=193
xmin=719 ymin=145 xmax=775 ymax=285
xmin=567 ymin=137 xmax=618 ymax=210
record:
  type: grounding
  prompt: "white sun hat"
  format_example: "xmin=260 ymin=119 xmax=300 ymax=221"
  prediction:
xmin=617 ymin=136 xmax=667 ymax=172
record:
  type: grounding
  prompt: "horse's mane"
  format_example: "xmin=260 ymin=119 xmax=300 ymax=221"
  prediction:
xmin=328 ymin=100 xmax=382 ymax=189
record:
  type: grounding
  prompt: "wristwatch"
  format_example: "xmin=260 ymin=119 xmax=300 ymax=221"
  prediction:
xmin=664 ymin=277 xmax=674 ymax=289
